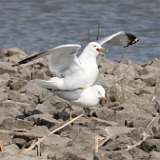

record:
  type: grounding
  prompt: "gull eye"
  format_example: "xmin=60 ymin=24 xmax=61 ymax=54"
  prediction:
xmin=93 ymin=45 xmax=96 ymax=47
xmin=98 ymin=91 xmax=101 ymax=95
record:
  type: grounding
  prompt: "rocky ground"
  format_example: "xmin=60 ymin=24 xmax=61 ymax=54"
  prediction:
xmin=0 ymin=48 xmax=160 ymax=160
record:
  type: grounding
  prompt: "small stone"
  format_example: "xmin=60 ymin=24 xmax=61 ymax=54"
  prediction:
xmin=8 ymin=79 xmax=27 ymax=90
xmin=150 ymin=151 xmax=160 ymax=160
xmin=0 ymin=118 xmax=34 ymax=130
xmin=0 ymin=73 xmax=10 ymax=87
xmin=26 ymin=113 xmax=59 ymax=128
xmin=0 ymin=62 xmax=17 ymax=74
xmin=138 ymin=73 xmax=157 ymax=86
xmin=98 ymin=57 xmax=118 ymax=74
xmin=3 ymin=144 xmax=19 ymax=155
xmin=5 ymin=48 xmax=27 ymax=63
xmin=140 ymin=139 xmax=160 ymax=152
xmin=12 ymin=138 xmax=26 ymax=148
xmin=113 ymin=63 xmax=136 ymax=80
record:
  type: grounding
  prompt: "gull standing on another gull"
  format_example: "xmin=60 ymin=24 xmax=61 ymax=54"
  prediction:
xmin=13 ymin=31 xmax=139 ymax=90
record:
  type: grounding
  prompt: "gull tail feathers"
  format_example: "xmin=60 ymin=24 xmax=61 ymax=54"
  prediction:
xmin=35 ymin=77 xmax=64 ymax=90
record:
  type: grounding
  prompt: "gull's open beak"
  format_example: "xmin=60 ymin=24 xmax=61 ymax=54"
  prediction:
xmin=99 ymin=96 xmax=107 ymax=106
xmin=96 ymin=47 xmax=107 ymax=54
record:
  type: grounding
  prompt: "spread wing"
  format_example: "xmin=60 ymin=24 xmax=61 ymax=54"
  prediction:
xmin=97 ymin=31 xmax=139 ymax=47
xmin=13 ymin=44 xmax=81 ymax=76
xmin=54 ymin=89 xmax=82 ymax=101
xmin=47 ymin=44 xmax=81 ymax=76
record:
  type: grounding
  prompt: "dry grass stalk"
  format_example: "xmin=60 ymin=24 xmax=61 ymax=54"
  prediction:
xmin=126 ymin=132 xmax=150 ymax=151
xmin=23 ymin=114 xmax=84 ymax=153
xmin=146 ymin=113 xmax=159 ymax=130
xmin=126 ymin=109 xmax=160 ymax=151
xmin=95 ymin=135 xmax=106 ymax=153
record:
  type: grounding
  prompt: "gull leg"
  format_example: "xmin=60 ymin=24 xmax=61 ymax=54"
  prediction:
xmin=0 ymin=143 xmax=4 ymax=152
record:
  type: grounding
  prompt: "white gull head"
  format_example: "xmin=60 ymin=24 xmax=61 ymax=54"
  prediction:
xmin=83 ymin=42 xmax=106 ymax=57
xmin=74 ymin=85 xmax=107 ymax=106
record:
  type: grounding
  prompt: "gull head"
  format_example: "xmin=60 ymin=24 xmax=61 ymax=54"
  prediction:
xmin=86 ymin=42 xmax=106 ymax=57
xmin=93 ymin=85 xmax=107 ymax=106
xmin=74 ymin=85 xmax=107 ymax=106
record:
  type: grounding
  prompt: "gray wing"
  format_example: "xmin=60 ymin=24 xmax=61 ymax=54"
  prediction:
xmin=97 ymin=31 xmax=139 ymax=47
xmin=12 ymin=44 xmax=81 ymax=76
xmin=54 ymin=89 xmax=82 ymax=101
xmin=47 ymin=44 xmax=81 ymax=75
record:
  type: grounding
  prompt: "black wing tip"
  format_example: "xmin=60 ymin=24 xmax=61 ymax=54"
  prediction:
xmin=12 ymin=61 xmax=27 ymax=67
xmin=12 ymin=51 xmax=47 ymax=67
xmin=12 ymin=58 xmax=31 ymax=67
xmin=124 ymin=32 xmax=139 ymax=47
xmin=12 ymin=63 xmax=19 ymax=67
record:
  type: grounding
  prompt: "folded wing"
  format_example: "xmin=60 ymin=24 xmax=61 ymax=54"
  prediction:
xmin=54 ymin=89 xmax=82 ymax=101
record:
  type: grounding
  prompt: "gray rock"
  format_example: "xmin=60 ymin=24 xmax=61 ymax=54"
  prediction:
xmin=108 ymin=83 xmax=123 ymax=102
xmin=0 ymin=73 xmax=10 ymax=87
xmin=29 ymin=125 xmax=50 ymax=137
xmin=41 ymin=134 xmax=71 ymax=159
xmin=36 ymin=95 xmax=71 ymax=116
xmin=113 ymin=63 xmax=137 ymax=80
xmin=145 ymin=65 xmax=160 ymax=74
xmin=70 ymin=105 xmax=84 ymax=117
xmin=150 ymin=151 xmax=160 ymax=160
xmin=12 ymin=137 xmax=27 ymax=148
xmin=0 ymin=88 xmax=8 ymax=101
xmin=0 ymin=48 xmax=8 ymax=58
xmin=16 ymin=102 xmax=33 ymax=114
xmin=17 ymin=66 xmax=32 ymax=80
xmin=154 ymin=75 xmax=160 ymax=97
xmin=106 ymin=150 xmax=133 ymax=160
xmin=150 ymin=58 xmax=160 ymax=68
xmin=108 ymin=83 xmax=136 ymax=103
xmin=0 ymin=131 xmax=11 ymax=146
xmin=24 ymin=81 xmax=52 ymax=104
xmin=58 ymin=153 xmax=87 ymax=160
xmin=8 ymin=78 xmax=27 ymax=90
xmin=96 ymin=73 xmax=117 ymax=89
xmin=0 ymin=62 xmax=17 ymax=74
xmin=140 ymin=138 xmax=160 ymax=152
xmin=98 ymin=57 xmax=118 ymax=74
xmin=0 ymin=143 xmax=35 ymax=160
xmin=0 ymin=100 xmax=22 ymax=117
xmin=4 ymin=48 xmax=27 ymax=63
xmin=2 ymin=144 xmax=19 ymax=155
xmin=138 ymin=73 xmax=157 ymax=86
xmin=0 ymin=118 xmax=34 ymax=130
xmin=30 ymin=65 xmax=50 ymax=79
xmin=8 ymin=90 xmax=36 ymax=106
xmin=152 ymin=126 xmax=160 ymax=139
xmin=135 ymin=86 xmax=155 ymax=95
xmin=105 ymin=126 xmax=135 ymax=137
xmin=1 ymin=48 xmax=160 ymax=159
xmin=128 ymin=148 xmax=150 ymax=159
xmin=26 ymin=113 xmax=59 ymax=128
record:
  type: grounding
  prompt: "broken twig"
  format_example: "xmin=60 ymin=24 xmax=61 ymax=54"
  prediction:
xmin=23 ymin=114 xmax=83 ymax=153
